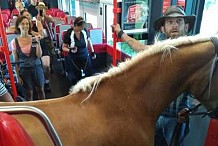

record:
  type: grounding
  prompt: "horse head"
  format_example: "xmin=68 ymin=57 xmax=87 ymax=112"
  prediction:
xmin=195 ymin=36 xmax=218 ymax=118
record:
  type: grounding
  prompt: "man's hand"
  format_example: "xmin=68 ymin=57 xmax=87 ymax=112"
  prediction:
xmin=177 ymin=108 xmax=189 ymax=123
xmin=111 ymin=24 xmax=122 ymax=35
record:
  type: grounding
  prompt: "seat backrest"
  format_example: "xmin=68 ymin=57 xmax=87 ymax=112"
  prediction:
xmin=53 ymin=9 xmax=61 ymax=17
xmin=7 ymin=34 xmax=19 ymax=51
xmin=54 ymin=24 xmax=71 ymax=48
xmin=88 ymin=28 xmax=106 ymax=44
xmin=57 ymin=24 xmax=71 ymax=48
xmin=0 ymin=112 xmax=35 ymax=146
xmin=45 ymin=11 xmax=53 ymax=17
xmin=56 ymin=11 xmax=66 ymax=18
xmin=84 ymin=23 xmax=93 ymax=30
xmin=49 ymin=8 xmax=60 ymax=12
xmin=54 ymin=20 xmax=65 ymax=27
xmin=66 ymin=16 xmax=76 ymax=24
xmin=61 ymin=30 xmax=69 ymax=56
xmin=2 ymin=9 xmax=11 ymax=18
xmin=2 ymin=13 xmax=9 ymax=21
xmin=11 ymin=9 xmax=19 ymax=18
xmin=2 ymin=14 xmax=9 ymax=27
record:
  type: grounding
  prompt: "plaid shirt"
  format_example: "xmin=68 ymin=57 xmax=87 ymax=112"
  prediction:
xmin=161 ymin=92 xmax=192 ymax=117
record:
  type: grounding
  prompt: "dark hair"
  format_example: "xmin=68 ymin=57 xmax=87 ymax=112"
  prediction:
xmin=20 ymin=9 xmax=29 ymax=16
xmin=73 ymin=16 xmax=85 ymax=27
xmin=15 ymin=16 xmax=32 ymax=34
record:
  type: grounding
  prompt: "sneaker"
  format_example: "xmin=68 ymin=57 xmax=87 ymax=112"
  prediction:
xmin=44 ymin=83 xmax=51 ymax=92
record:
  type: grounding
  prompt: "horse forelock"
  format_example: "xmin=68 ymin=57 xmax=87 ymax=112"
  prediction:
xmin=69 ymin=34 xmax=212 ymax=97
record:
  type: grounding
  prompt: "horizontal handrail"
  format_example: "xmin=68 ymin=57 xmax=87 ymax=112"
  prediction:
xmin=0 ymin=105 xmax=62 ymax=146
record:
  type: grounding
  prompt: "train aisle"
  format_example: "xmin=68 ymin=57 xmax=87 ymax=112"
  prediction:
xmin=45 ymin=54 xmax=72 ymax=99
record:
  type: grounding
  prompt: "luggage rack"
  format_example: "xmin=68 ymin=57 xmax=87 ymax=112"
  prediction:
xmin=0 ymin=105 xmax=62 ymax=146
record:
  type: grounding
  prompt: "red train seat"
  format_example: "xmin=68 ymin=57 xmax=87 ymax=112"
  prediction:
xmin=2 ymin=9 xmax=11 ymax=18
xmin=204 ymin=119 xmax=218 ymax=146
xmin=2 ymin=13 xmax=9 ymax=27
xmin=0 ymin=112 xmax=35 ymax=146
xmin=55 ymin=24 xmax=71 ymax=48
xmin=46 ymin=10 xmax=53 ymax=17
xmin=56 ymin=11 xmax=66 ymax=19
xmin=61 ymin=30 xmax=69 ymax=57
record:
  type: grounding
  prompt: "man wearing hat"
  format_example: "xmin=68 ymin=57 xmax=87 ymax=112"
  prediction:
xmin=112 ymin=5 xmax=196 ymax=146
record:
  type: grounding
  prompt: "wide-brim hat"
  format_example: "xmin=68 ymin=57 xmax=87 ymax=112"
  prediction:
xmin=154 ymin=5 xmax=196 ymax=32
xmin=35 ymin=2 xmax=48 ymax=10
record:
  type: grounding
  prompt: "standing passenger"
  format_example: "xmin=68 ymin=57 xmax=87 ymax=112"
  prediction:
xmin=10 ymin=16 xmax=45 ymax=101
xmin=20 ymin=9 xmax=44 ymax=38
xmin=27 ymin=0 xmax=39 ymax=18
xmin=35 ymin=2 xmax=54 ymax=92
xmin=62 ymin=17 xmax=96 ymax=84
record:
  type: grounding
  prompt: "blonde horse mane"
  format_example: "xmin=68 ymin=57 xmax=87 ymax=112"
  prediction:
xmin=70 ymin=34 xmax=211 ymax=101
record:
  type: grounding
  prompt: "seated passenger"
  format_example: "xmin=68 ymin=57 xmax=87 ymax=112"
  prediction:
xmin=0 ymin=82 xmax=14 ymax=102
xmin=62 ymin=17 xmax=96 ymax=85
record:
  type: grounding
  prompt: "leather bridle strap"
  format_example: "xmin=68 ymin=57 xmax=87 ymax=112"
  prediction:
xmin=204 ymin=37 xmax=218 ymax=99
xmin=210 ymin=36 xmax=218 ymax=55
xmin=204 ymin=37 xmax=218 ymax=119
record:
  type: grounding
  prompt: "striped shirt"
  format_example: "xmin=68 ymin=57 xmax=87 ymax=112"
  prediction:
xmin=0 ymin=82 xmax=8 ymax=97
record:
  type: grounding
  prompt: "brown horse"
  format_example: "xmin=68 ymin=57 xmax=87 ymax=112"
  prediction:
xmin=0 ymin=34 xmax=218 ymax=146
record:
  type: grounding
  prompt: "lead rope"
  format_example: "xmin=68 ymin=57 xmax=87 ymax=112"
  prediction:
xmin=70 ymin=54 xmax=89 ymax=77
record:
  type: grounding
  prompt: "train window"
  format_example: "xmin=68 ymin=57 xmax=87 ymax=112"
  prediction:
xmin=163 ymin=0 xmax=171 ymax=13
xmin=85 ymin=13 xmax=97 ymax=28
xmin=200 ymin=0 xmax=218 ymax=35
xmin=105 ymin=5 xmax=113 ymax=44
xmin=177 ymin=0 xmax=185 ymax=9
xmin=121 ymin=0 xmax=149 ymax=34
xmin=75 ymin=1 xmax=80 ymax=16
xmin=163 ymin=0 xmax=185 ymax=12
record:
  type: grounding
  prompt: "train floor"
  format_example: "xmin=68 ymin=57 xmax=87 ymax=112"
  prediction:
xmin=27 ymin=54 xmax=72 ymax=100
xmin=44 ymin=55 xmax=72 ymax=99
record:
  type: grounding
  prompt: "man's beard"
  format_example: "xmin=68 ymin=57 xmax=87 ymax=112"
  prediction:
xmin=169 ymin=30 xmax=187 ymax=39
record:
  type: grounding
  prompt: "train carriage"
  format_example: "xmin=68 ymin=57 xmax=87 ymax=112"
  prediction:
xmin=0 ymin=0 xmax=218 ymax=145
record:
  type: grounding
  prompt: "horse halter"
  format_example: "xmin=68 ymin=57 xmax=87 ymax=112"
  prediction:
xmin=205 ymin=37 xmax=218 ymax=119
xmin=189 ymin=37 xmax=218 ymax=119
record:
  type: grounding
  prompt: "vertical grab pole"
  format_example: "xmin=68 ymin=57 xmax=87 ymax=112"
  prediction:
xmin=113 ymin=0 xmax=121 ymax=66
xmin=0 ymin=9 xmax=18 ymax=100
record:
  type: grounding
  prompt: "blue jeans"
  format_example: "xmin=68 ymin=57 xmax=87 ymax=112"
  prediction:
xmin=155 ymin=116 xmax=186 ymax=146
xmin=20 ymin=66 xmax=45 ymax=89
xmin=65 ymin=53 xmax=92 ymax=84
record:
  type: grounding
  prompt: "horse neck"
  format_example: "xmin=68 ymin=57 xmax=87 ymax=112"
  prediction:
xmin=184 ymin=41 xmax=215 ymax=100
xmin=98 ymin=41 xmax=215 ymax=120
